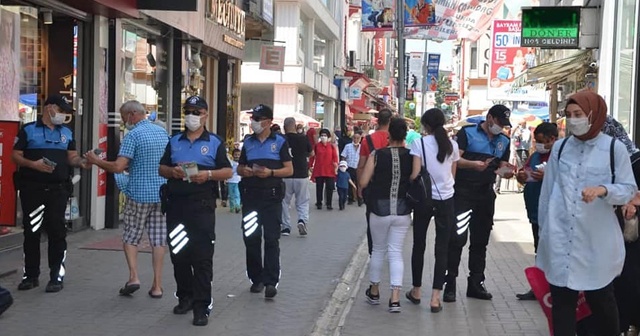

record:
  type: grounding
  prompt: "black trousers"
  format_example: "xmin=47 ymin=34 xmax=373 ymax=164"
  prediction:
xmin=531 ymin=222 xmax=540 ymax=253
xmin=614 ymin=240 xmax=640 ymax=332
xmin=242 ymin=198 xmax=281 ymax=286
xmin=166 ymin=199 xmax=216 ymax=310
xmin=446 ymin=186 xmax=496 ymax=284
xmin=218 ymin=181 xmax=228 ymax=201
xmin=346 ymin=168 xmax=357 ymax=202
xmin=315 ymin=177 xmax=335 ymax=207
xmin=411 ymin=198 xmax=454 ymax=290
xmin=550 ymin=283 xmax=620 ymax=336
xmin=20 ymin=183 xmax=70 ymax=282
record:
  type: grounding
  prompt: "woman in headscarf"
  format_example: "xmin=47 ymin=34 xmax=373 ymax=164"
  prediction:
xmin=537 ymin=91 xmax=637 ymax=336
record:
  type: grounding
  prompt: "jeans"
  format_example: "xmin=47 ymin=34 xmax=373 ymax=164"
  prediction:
xmin=550 ymin=283 xmax=620 ymax=336
xmin=315 ymin=176 xmax=335 ymax=207
xmin=228 ymin=183 xmax=241 ymax=210
xmin=447 ymin=186 xmax=496 ymax=284
xmin=281 ymin=178 xmax=310 ymax=230
xmin=410 ymin=197 xmax=454 ymax=290
xmin=337 ymin=187 xmax=348 ymax=208
xmin=369 ymin=213 xmax=411 ymax=288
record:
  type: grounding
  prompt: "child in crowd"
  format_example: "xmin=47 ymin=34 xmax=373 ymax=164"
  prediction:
xmin=227 ymin=149 xmax=242 ymax=213
xmin=515 ymin=122 xmax=558 ymax=300
xmin=337 ymin=161 xmax=356 ymax=210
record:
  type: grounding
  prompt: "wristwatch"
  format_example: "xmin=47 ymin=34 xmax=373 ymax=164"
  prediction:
xmin=208 ymin=170 xmax=212 ymax=180
xmin=271 ymin=169 xmax=275 ymax=177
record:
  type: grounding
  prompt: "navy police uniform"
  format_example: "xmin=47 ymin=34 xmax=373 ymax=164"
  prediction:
xmin=160 ymin=128 xmax=231 ymax=315
xmin=239 ymin=129 xmax=291 ymax=289
xmin=446 ymin=106 xmax=511 ymax=296
xmin=13 ymin=96 xmax=76 ymax=287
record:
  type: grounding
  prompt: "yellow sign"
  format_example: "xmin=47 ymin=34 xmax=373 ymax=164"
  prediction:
xmin=207 ymin=0 xmax=245 ymax=39
xmin=223 ymin=35 xmax=245 ymax=49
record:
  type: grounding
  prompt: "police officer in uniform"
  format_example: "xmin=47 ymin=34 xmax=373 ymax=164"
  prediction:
xmin=159 ymin=96 xmax=232 ymax=326
xmin=444 ymin=104 xmax=514 ymax=302
xmin=238 ymin=104 xmax=293 ymax=299
xmin=12 ymin=95 xmax=88 ymax=293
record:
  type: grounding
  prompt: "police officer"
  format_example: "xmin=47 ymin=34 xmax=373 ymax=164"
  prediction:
xmin=158 ymin=96 xmax=232 ymax=326
xmin=11 ymin=95 xmax=88 ymax=293
xmin=238 ymin=104 xmax=293 ymax=299
xmin=444 ymin=104 xmax=514 ymax=302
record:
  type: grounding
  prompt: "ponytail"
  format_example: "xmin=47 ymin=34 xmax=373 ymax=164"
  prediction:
xmin=421 ymin=108 xmax=452 ymax=163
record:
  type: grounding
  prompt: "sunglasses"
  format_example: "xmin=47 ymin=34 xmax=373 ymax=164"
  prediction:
xmin=183 ymin=109 xmax=204 ymax=116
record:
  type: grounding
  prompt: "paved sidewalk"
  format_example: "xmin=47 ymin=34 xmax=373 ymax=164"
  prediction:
xmin=339 ymin=193 xmax=549 ymax=336
xmin=0 ymin=198 xmax=367 ymax=336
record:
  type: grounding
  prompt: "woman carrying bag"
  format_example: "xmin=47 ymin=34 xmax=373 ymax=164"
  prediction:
xmin=359 ymin=118 xmax=418 ymax=313
xmin=406 ymin=108 xmax=460 ymax=313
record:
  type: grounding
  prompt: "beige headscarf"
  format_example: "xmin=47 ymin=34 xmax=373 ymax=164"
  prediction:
xmin=566 ymin=91 xmax=607 ymax=141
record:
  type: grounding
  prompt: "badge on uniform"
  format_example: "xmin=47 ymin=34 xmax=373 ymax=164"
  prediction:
xmin=61 ymin=134 xmax=67 ymax=144
xmin=497 ymin=141 xmax=504 ymax=152
xmin=271 ymin=143 xmax=277 ymax=152
xmin=201 ymin=146 xmax=209 ymax=155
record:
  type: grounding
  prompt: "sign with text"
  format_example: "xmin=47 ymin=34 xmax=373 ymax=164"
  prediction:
xmin=259 ymin=46 xmax=285 ymax=71
xmin=426 ymin=54 xmax=440 ymax=92
xmin=374 ymin=38 xmax=386 ymax=70
xmin=488 ymin=20 xmax=546 ymax=101
xmin=206 ymin=0 xmax=246 ymax=39
xmin=521 ymin=7 xmax=580 ymax=48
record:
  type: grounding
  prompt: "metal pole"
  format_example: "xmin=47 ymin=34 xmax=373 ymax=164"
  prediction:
xmin=396 ymin=0 xmax=406 ymax=116
xmin=420 ymin=40 xmax=428 ymax=116
xmin=550 ymin=84 xmax=558 ymax=123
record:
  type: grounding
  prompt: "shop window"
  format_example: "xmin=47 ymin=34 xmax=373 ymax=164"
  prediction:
xmin=613 ymin=0 xmax=638 ymax=133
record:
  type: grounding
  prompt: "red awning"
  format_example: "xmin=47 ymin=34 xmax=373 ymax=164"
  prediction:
xmin=348 ymin=104 xmax=370 ymax=114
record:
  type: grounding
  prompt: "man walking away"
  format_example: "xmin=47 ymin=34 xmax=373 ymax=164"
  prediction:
xmin=281 ymin=117 xmax=312 ymax=236
xmin=85 ymin=100 xmax=168 ymax=299
xmin=341 ymin=132 xmax=361 ymax=205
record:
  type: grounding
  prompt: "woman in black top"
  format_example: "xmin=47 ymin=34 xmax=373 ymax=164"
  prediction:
xmin=359 ymin=117 xmax=418 ymax=313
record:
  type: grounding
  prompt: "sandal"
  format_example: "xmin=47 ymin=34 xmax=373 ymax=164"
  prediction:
xmin=405 ymin=290 xmax=421 ymax=305
xmin=118 ymin=282 xmax=140 ymax=296
xmin=148 ymin=289 xmax=163 ymax=299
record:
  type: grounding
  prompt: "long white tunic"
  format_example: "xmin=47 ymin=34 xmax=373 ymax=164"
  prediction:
xmin=537 ymin=133 xmax=637 ymax=291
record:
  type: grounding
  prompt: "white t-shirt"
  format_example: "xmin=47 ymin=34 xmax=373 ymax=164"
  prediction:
xmin=410 ymin=135 xmax=460 ymax=200
xmin=228 ymin=161 xmax=241 ymax=184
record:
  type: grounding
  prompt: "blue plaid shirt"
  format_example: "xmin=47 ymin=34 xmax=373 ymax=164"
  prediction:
xmin=118 ymin=120 xmax=168 ymax=203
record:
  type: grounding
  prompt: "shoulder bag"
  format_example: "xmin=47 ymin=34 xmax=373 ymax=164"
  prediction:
xmin=406 ymin=138 xmax=432 ymax=208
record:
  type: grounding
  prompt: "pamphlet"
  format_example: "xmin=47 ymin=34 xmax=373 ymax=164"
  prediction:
xmin=181 ymin=162 xmax=198 ymax=183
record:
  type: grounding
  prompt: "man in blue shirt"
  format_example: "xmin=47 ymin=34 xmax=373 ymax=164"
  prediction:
xmin=85 ymin=100 xmax=168 ymax=299
xmin=159 ymin=96 xmax=232 ymax=326
xmin=238 ymin=104 xmax=293 ymax=300
xmin=12 ymin=95 xmax=89 ymax=293
xmin=445 ymin=104 xmax=514 ymax=302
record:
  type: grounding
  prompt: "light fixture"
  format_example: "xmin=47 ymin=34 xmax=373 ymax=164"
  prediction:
xmin=42 ymin=9 xmax=53 ymax=25
xmin=191 ymin=53 xmax=203 ymax=69
xmin=146 ymin=53 xmax=156 ymax=67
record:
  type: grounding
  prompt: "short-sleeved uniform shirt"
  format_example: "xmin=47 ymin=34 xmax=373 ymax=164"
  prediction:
xmin=455 ymin=123 xmax=510 ymax=188
xmin=239 ymin=132 xmax=292 ymax=189
xmin=119 ymin=119 xmax=169 ymax=203
xmin=14 ymin=120 xmax=76 ymax=183
xmin=160 ymin=130 xmax=231 ymax=199
xmin=284 ymin=132 xmax=312 ymax=178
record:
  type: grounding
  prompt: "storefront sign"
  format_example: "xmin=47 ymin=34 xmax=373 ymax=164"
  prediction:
xmin=223 ymin=35 xmax=245 ymax=49
xmin=374 ymin=38 xmax=386 ymax=70
xmin=207 ymin=0 xmax=246 ymax=40
xmin=426 ymin=54 xmax=440 ymax=92
xmin=489 ymin=20 xmax=547 ymax=101
xmin=521 ymin=7 xmax=580 ymax=48
xmin=349 ymin=86 xmax=362 ymax=100
xmin=260 ymin=46 xmax=285 ymax=71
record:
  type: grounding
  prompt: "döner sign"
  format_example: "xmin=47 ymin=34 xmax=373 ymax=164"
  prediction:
xmin=207 ymin=0 xmax=246 ymax=39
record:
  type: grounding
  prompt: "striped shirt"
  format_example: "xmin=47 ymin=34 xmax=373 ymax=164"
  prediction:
xmin=118 ymin=119 xmax=169 ymax=203
xmin=341 ymin=142 xmax=360 ymax=169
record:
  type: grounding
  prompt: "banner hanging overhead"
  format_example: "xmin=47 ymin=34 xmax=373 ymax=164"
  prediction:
xmin=374 ymin=38 xmax=386 ymax=70
xmin=488 ymin=20 xmax=547 ymax=101
xmin=403 ymin=0 xmax=437 ymax=27
xmin=362 ymin=0 xmax=395 ymax=31
xmin=408 ymin=52 xmax=424 ymax=93
xmin=403 ymin=0 xmax=505 ymax=41
xmin=426 ymin=54 xmax=440 ymax=92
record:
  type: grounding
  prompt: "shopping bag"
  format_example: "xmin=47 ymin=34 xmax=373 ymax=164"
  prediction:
xmin=525 ymin=267 xmax=592 ymax=335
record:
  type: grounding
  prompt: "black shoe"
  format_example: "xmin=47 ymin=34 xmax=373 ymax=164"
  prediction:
xmin=357 ymin=199 xmax=364 ymax=207
xmin=347 ymin=200 xmax=354 ymax=205
xmin=250 ymin=282 xmax=264 ymax=293
xmin=265 ymin=285 xmax=277 ymax=299
xmin=466 ymin=279 xmax=493 ymax=300
xmin=443 ymin=280 xmax=456 ymax=303
xmin=192 ymin=310 xmax=209 ymax=326
xmin=281 ymin=228 xmax=291 ymax=236
xmin=173 ymin=298 xmax=194 ymax=314
xmin=297 ymin=220 xmax=308 ymax=236
xmin=45 ymin=280 xmax=63 ymax=293
xmin=516 ymin=289 xmax=536 ymax=301
xmin=326 ymin=206 xmax=333 ymax=210
xmin=365 ymin=286 xmax=380 ymax=305
xmin=388 ymin=300 xmax=401 ymax=313
xmin=17 ymin=278 xmax=39 ymax=291
xmin=316 ymin=204 xmax=322 ymax=210
xmin=339 ymin=205 xmax=345 ymax=210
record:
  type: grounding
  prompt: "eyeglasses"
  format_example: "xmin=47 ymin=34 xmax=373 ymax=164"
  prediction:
xmin=42 ymin=127 xmax=62 ymax=144
xmin=183 ymin=109 xmax=203 ymax=116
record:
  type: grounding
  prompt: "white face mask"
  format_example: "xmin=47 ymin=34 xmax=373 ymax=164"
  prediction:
xmin=535 ymin=143 xmax=550 ymax=154
xmin=488 ymin=120 xmax=503 ymax=135
xmin=320 ymin=135 xmax=328 ymax=143
xmin=184 ymin=114 xmax=202 ymax=132
xmin=339 ymin=166 xmax=347 ymax=172
xmin=50 ymin=110 xmax=66 ymax=125
xmin=251 ymin=120 xmax=264 ymax=134
xmin=567 ymin=116 xmax=591 ymax=137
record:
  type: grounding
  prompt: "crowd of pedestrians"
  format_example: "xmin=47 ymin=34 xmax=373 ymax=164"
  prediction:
xmin=3 ymin=90 xmax=640 ymax=336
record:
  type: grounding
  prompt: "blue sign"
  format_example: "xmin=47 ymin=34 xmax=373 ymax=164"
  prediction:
xmin=426 ymin=54 xmax=440 ymax=92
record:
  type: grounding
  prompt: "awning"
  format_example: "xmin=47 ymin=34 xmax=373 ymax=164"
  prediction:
xmin=512 ymin=51 xmax=592 ymax=88
xmin=347 ymin=104 xmax=371 ymax=114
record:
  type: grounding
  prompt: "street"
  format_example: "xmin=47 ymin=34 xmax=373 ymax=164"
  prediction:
xmin=0 ymin=192 xmax=548 ymax=335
